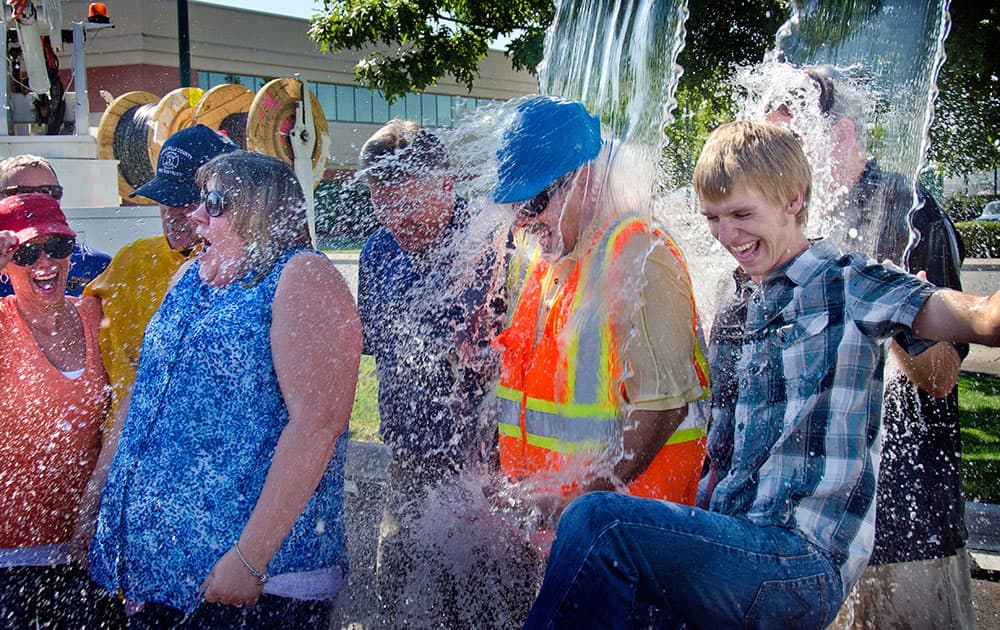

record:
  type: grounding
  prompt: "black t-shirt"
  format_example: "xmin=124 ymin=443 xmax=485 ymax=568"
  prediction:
xmin=838 ymin=161 xmax=968 ymax=564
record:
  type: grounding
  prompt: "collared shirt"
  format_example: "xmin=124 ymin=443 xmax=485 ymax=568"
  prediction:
xmin=358 ymin=198 xmax=506 ymax=468
xmin=90 ymin=250 xmax=347 ymax=611
xmin=701 ymin=238 xmax=937 ymax=592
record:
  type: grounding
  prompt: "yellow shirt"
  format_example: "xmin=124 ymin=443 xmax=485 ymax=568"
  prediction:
xmin=83 ymin=236 xmax=191 ymax=429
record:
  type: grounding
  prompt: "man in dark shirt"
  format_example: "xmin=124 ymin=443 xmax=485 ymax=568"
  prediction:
xmin=356 ymin=120 xmax=515 ymax=626
xmin=765 ymin=65 xmax=972 ymax=629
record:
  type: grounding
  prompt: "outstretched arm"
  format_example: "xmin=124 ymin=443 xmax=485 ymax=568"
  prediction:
xmin=912 ymin=288 xmax=1000 ymax=348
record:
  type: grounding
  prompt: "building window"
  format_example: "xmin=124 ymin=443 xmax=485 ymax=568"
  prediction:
xmin=437 ymin=95 xmax=453 ymax=127
xmin=405 ymin=93 xmax=421 ymax=121
xmin=195 ymin=71 xmax=472 ymax=128
xmin=315 ymin=83 xmax=337 ymax=120
xmin=372 ymin=91 xmax=390 ymax=123
xmin=389 ymin=97 xmax=406 ymax=120
xmin=336 ymin=86 xmax=355 ymax=121
xmin=355 ymin=88 xmax=373 ymax=123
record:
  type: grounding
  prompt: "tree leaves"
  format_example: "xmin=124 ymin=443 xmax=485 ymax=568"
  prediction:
xmin=309 ymin=0 xmax=553 ymax=101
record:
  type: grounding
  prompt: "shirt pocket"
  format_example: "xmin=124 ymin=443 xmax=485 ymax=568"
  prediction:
xmin=769 ymin=311 xmax=831 ymax=436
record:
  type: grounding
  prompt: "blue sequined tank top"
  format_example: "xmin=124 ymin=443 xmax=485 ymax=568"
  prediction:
xmin=90 ymin=249 xmax=349 ymax=611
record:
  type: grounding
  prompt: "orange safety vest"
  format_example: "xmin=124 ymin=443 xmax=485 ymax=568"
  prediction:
xmin=495 ymin=214 xmax=709 ymax=504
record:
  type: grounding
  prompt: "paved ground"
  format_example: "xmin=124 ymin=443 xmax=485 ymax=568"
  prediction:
xmin=964 ymin=344 xmax=1000 ymax=377
xmin=974 ymin=579 xmax=1000 ymax=629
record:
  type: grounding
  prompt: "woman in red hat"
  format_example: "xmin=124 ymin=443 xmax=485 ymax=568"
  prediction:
xmin=0 ymin=193 xmax=123 ymax=627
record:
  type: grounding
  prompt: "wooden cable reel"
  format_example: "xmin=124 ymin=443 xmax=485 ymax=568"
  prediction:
xmin=98 ymin=80 xmax=328 ymax=204
xmin=148 ymin=87 xmax=205 ymax=168
xmin=97 ymin=90 xmax=159 ymax=204
xmin=247 ymin=78 xmax=329 ymax=185
xmin=192 ymin=83 xmax=254 ymax=149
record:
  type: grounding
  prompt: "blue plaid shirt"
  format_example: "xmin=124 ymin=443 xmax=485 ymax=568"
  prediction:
xmin=700 ymin=238 xmax=938 ymax=591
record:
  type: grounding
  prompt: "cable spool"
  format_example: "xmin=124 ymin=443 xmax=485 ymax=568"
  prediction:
xmin=97 ymin=90 xmax=159 ymax=204
xmin=148 ymin=87 xmax=205 ymax=168
xmin=247 ymin=78 xmax=329 ymax=180
xmin=192 ymin=83 xmax=254 ymax=149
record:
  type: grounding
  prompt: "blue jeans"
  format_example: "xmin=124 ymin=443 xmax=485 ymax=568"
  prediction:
xmin=524 ymin=492 xmax=844 ymax=629
xmin=127 ymin=595 xmax=331 ymax=629
xmin=0 ymin=563 xmax=125 ymax=629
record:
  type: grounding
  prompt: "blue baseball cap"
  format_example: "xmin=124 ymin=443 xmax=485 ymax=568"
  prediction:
xmin=130 ymin=124 xmax=238 ymax=207
xmin=493 ymin=96 xmax=602 ymax=204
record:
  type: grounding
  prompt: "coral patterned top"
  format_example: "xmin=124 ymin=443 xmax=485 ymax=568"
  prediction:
xmin=0 ymin=295 xmax=108 ymax=549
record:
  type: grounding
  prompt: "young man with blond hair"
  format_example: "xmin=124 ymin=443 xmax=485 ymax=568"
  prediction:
xmin=523 ymin=121 xmax=1000 ymax=629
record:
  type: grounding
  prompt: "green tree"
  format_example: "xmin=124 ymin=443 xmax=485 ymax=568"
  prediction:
xmin=308 ymin=0 xmax=553 ymax=101
xmin=309 ymin=0 xmax=996 ymax=186
xmin=929 ymin=3 xmax=1000 ymax=178
xmin=664 ymin=0 xmax=789 ymax=186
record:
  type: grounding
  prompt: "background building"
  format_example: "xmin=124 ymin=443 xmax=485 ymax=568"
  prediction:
xmin=10 ymin=0 xmax=538 ymax=251
xmin=56 ymin=0 xmax=538 ymax=170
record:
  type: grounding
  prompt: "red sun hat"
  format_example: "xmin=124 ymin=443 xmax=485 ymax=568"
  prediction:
xmin=0 ymin=192 xmax=76 ymax=246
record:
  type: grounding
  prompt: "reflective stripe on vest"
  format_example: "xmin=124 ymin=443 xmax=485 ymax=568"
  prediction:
xmin=497 ymin=214 xmax=708 ymax=462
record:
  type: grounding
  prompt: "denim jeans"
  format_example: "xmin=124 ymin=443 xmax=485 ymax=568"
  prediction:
xmin=0 ymin=563 xmax=125 ymax=629
xmin=127 ymin=594 xmax=331 ymax=629
xmin=524 ymin=492 xmax=844 ymax=630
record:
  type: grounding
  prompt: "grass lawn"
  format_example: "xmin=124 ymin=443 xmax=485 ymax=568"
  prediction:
xmin=346 ymin=364 xmax=1000 ymax=504
xmin=348 ymin=355 xmax=381 ymax=443
xmin=959 ymin=373 xmax=1000 ymax=504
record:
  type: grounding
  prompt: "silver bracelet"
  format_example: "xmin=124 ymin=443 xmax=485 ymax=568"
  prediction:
xmin=233 ymin=541 xmax=269 ymax=585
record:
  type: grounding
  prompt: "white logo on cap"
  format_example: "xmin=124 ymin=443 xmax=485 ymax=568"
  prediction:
xmin=161 ymin=149 xmax=181 ymax=171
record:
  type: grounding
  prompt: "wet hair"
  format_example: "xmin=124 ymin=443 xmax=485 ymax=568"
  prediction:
xmin=195 ymin=150 xmax=311 ymax=286
xmin=0 ymin=154 xmax=59 ymax=186
xmin=764 ymin=65 xmax=868 ymax=151
xmin=802 ymin=65 xmax=868 ymax=149
xmin=694 ymin=121 xmax=813 ymax=226
xmin=358 ymin=119 xmax=450 ymax=183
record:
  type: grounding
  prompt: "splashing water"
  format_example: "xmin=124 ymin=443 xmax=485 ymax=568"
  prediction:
xmin=541 ymin=0 xmax=688 ymax=170
xmin=341 ymin=0 xmax=957 ymax=626
xmin=755 ymin=0 xmax=950 ymax=269
xmin=355 ymin=2 xmax=698 ymax=624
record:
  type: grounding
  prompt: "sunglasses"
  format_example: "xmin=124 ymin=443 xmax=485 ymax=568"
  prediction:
xmin=12 ymin=235 xmax=75 ymax=266
xmin=518 ymin=173 xmax=573 ymax=218
xmin=200 ymin=189 xmax=228 ymax=218
xmin=1 ymin=184 xmax=63 ymax=200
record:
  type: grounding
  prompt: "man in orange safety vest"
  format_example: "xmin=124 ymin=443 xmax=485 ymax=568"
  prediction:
xmin=492 ymin=96 xmax=710 ymax=528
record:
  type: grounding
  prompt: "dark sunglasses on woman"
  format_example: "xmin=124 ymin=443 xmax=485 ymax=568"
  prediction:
xmin=201 ymin=189 xmax=227 ymax=218
xmin=12 ymin=235 xmax=75 ymax=266
xmin=1 ymin=184 xmax=64 ymax=200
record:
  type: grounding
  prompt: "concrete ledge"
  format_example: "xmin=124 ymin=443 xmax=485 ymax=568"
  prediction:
xmin=962 ymin=259 xmax=1000 ymax=272
xmin=345 ymin=440 xmax=390 ymax=480
xmin=968 ymin=502 xmax=1000 ymax=554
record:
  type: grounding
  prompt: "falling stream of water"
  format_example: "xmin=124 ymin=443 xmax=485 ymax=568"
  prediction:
xmin=337 ymin=0 xmax=955 ymax=626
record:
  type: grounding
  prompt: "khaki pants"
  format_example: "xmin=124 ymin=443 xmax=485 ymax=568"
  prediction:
xmin=831 ymin=550 xmax=974 ymax=630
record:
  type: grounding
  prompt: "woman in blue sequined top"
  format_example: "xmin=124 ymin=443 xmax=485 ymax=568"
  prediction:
xmin=87 ymin=151 xmax=361 ymax=628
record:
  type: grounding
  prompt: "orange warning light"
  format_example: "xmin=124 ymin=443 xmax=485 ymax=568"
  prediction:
xmin=88 ymin=3 xmax=110 ymax=24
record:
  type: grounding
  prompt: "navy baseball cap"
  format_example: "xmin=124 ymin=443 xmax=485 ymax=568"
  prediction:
xmin=130 ymin=124 xmax=238 ymax=206
xmin=493 ymin=96 xmax=603 ymax=204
